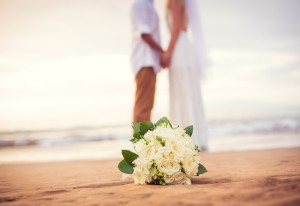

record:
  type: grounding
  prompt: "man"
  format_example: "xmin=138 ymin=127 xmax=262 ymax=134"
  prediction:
xmin=130 ymin=0 xmax=164 ymax=122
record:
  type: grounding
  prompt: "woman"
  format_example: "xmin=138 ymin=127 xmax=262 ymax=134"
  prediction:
xmin=163 ymin=0 xmax=208 ymax=150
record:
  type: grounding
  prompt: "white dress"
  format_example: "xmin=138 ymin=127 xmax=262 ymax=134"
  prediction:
xmin=168 ymin=30 xmax=208 ymax=150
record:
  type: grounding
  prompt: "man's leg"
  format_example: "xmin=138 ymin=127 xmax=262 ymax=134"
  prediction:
xmin=133 ymin=67 xmax=156 ymax=122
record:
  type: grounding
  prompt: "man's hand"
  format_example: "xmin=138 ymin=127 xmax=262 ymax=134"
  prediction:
xmin=141 ymin=33 xmax=169 ymax=69
xmin=160 ymin=55 xmax=167 ymax=69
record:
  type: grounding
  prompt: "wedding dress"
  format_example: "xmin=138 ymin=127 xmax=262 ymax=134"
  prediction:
xmin=167 ymin=1 xmax=208 ymax=150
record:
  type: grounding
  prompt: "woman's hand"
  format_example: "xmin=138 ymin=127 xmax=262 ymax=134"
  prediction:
xmin=161 ymin=51 xmax=172 ymax=68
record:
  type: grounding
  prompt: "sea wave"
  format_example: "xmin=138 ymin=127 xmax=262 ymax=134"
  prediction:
xmin=209 ymin=116 xmax=300 ymax=137
xmin=0 ymin=116 xmax=299 ymax=148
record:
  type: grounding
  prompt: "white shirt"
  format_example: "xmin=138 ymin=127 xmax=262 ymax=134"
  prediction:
xmin=130 ymin=0 xmax=161 ymax=75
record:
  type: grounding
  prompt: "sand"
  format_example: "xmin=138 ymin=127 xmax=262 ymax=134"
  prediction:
xmin=0 ymin=147 xmax=300 ymax=206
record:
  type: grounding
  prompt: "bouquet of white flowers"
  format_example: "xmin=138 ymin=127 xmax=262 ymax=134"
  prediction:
xmin=118 ymin=117 xmax=207 ymax=185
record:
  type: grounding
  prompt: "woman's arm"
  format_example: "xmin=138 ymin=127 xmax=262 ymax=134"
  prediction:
xmin=163 ymin=0 xmax=183 ymax=66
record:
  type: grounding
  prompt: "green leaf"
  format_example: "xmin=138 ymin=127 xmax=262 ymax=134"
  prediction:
xmin=118 ymin=160 xmax=134 ymax=174
xmin=184 ymin=125 xmax=193 ymax=137
xmin=133 ymin=132 xmax=140 ymax=139
xmin=132 ymin=122 xmax=141 ymax=133
xmin=122 ymin=150 xmax=138 ymax=166
xmin=131 ymin=132 xmax=143 ymax=143
xmin=197 ymin=163 xmax=207 ymax=175
xmin=155 ymin=117 xmax=172 ymax=128
xmin=140 ymin=121 xmax=154 ymax=135
xmin=133 ymin=132 xmax=142 ymax=142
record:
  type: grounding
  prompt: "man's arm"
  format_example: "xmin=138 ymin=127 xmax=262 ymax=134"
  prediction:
xmin=142 ymin=34 xmax=167 ymax=68
xmin=141 ymin=34 xmax=164 ymax=53
xmin=131 ymin=1 xmax=165 ymax=67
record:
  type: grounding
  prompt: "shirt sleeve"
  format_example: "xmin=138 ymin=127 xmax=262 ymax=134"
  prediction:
xmin=131 ymin=1 xmax=152 ymax=38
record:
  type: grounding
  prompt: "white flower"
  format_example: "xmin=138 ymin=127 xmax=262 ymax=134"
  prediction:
xmin=165 ymin=137 xmax=185 ymax=161
xmin=132 ymin=157 xmax=153 ymax=184
xmin=133 ymin=157 xmax=152 ymax=171
xmin=164 ymin=172 xmax=185 ymax=184
xmin=143 ymin=131 xmax=155 ymax=141
xmin=128 ymin=119 xmax=205 ymax=185
xmin=153 ymin=126 xmax=175 ymax=140
xmin=156 ymin=158 xmax=181 ymax=176
xmin=182 ymin=156 xmax=199 ymax=176
xmin=177 ymin=176 xmax=192 ymax=185
xmin=143 ymin=131 xmax=162 ymax=149
xmin=132 ymin=166 xmax=150 ymax=184
xmin=133 ymin=139 xmax=147 ymax=154
xmin=157 ymin=147 xmax=172 ymax=158
xmin=134 ymin=139 xmax=156 ymax=160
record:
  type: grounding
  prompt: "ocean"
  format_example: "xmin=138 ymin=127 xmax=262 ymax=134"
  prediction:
xmin=0 ymin=0 xmax=300 ymax=156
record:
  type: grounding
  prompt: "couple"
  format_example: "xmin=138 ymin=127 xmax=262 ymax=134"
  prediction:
xmin=130 ymin=0 xmax=208 ymax=150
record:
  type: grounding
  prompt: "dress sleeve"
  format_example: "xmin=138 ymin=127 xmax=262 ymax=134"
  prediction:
xmin=131 ymin=1 xmax=152 ymax=38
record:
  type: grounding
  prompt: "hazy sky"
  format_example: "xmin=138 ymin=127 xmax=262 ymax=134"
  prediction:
xmin=0 ymin=0 xmax=300 ymax=131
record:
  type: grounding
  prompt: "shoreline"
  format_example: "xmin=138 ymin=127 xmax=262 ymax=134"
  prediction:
xmin=1 ymin=131 xmax=300 ymax=164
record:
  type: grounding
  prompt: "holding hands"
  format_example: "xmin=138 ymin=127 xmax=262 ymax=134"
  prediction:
xmin=161 ymin=50 xmax=172 ymax=69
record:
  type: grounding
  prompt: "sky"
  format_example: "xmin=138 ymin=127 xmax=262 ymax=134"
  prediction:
xmin=0 ymin=0 xmax=300 ymax=131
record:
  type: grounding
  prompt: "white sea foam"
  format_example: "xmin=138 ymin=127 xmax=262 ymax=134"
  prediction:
xmin=0 ymin=117 xmax=299 ymax=149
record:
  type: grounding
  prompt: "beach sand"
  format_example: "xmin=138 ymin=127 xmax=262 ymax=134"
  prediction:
xmin=0 ymin=147 xmax=300 ymax=206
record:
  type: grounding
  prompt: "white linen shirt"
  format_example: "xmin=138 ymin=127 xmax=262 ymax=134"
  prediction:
xmin=130 ymin=0 xmax=161 ymax=75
